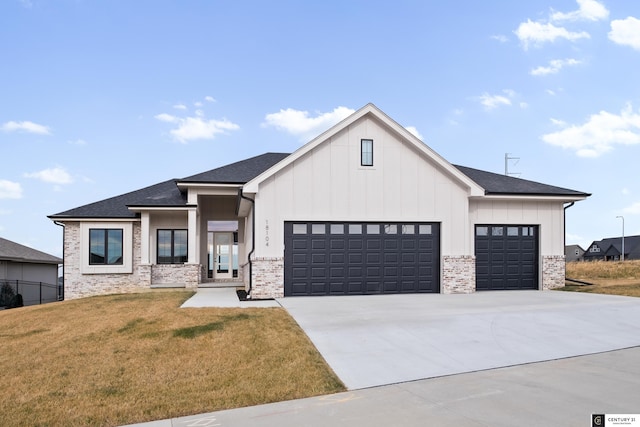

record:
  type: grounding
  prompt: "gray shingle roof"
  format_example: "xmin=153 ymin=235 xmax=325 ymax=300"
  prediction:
xmin=49 ymin=153 xmax=290 ymax=219
xmin=50 ymin=152 xmax=588 ymax=220
xmin=181 ymin=153 xmax=290 ymax=183
xmin=50 ymin=179 xmax=185 ymax=219
xmin=0 ymin=237 xmax=62 ymax=264
xmin=584 ymin=235 xmax=640 ymax=260
xmin=453 ymin=165 xmax=590 ymax=197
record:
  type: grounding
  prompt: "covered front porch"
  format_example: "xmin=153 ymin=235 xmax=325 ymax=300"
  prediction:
xmin=136 ymin=188 xmax=252 ymax=291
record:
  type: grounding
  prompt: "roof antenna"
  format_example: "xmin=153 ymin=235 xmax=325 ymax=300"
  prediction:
xmin=505 ymin=153 xmax=521 ymax=177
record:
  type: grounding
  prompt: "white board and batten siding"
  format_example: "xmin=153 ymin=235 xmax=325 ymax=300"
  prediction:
xmin=253 ymin=115 xmax=472 ymax=258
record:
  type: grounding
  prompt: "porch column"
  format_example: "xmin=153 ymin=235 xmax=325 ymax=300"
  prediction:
xmin=188 ymin=207 xmax=197 ymax=264
xmin=140 ymin=211 xmax=150 ymax=264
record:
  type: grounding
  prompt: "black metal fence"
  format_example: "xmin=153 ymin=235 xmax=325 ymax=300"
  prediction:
xmin=0 ymin=280 xmax=63 ymax=308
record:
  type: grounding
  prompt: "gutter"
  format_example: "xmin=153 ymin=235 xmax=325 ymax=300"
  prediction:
xmin=238 ymin=189 xmax=255 ymax=298
xmin=53 ymin=221 xmax=66 ymax=301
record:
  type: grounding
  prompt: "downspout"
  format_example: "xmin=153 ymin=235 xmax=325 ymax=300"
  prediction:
xmin=239 ymin=189 xmax=255 ymax=298
xmin=563 ymin=202 xmax=575 ymax=282
xmin=53 ymin=221 xmax=65 ymax=301
xmin=563 ymin=202 xmax=575 ymax=251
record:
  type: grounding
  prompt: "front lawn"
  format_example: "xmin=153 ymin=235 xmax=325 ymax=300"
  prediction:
xmin=0 ymin=291 xmax=344 ymax=426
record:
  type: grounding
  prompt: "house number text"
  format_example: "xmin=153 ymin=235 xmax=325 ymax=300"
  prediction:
xmin=265 ymin=220 xmax=269 ymax=247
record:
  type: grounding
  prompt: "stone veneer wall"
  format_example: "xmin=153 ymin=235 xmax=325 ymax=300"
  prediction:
xmin=542 ymin=255 xmax=565 ymax=290
xmin=250 ymin=257 xmax=284 ymax=299
xmin=151 ymin=264 xmax=200 ymax=288
xmin=63 ymin=221 xmax=150 ymax=299
xmin=441 ymin=255 xmax=476 ymax=294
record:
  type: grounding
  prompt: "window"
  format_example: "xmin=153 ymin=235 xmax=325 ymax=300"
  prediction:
xmin=361 ymin=139 xmax=373 ymax=166
xmin=157 ymin=230 xmax=188 ymax=264
xmin=476 ymin=226 xmax=488 ymax=236
xmin=419 ymin=224 xmax=432 ymax=235
xmin=312 ymin=224 xmax=326 ymax=234
xmin=293 ymin=224 xmax=307 ymax=234
xmin=89 ymin=229 xmax=123 ymax=265
xmin=330 ymin=224 xmax=344 ymax=234
xmin=349 ymin=224 xmax=362 ymax=234
xmin=366 ymin=224 xmax=380 ymax=234
xmin=507 ymin=227 xmax=519 ymax=236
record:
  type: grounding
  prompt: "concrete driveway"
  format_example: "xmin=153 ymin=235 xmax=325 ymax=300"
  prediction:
xmin=277 ymin=291 xmax=640 ymax=390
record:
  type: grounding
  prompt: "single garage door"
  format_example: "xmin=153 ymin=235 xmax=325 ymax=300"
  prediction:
xmin=475 ymin=225 xmax=538 ymax=290
xmin=284 ymin=222 xmax=440 ymax=296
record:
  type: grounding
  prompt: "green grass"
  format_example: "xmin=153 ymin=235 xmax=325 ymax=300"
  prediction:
xmin=0 ymin=291 xmax=344 ymax=427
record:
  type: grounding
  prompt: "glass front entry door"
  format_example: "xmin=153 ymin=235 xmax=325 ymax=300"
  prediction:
xmin=214 ymin=232 xmax=233 ymax=279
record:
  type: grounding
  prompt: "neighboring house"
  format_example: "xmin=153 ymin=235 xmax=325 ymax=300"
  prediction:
xmin=583 ymin=235 xmax=640 ymax=262
xmin=565 ymin=244 xmax=585 ymax=262
xmin=0 ymin=237 xmax=62 ymax=306
xmin=49 ymin=104 xmax=590 ymax=300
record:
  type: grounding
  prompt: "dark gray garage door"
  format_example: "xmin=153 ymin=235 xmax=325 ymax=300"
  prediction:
xmin=475 ymin=225 xmax=538 ymax=290
xmin=284 ymin=222 xmax=440 ymax=296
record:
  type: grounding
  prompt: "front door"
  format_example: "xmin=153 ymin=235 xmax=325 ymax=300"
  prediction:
xmin=214 ymin=232 xmax=233 ymax=279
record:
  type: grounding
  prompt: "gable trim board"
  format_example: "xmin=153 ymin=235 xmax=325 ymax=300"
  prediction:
xmin=49 ymin=104 xmax=589 ymax=300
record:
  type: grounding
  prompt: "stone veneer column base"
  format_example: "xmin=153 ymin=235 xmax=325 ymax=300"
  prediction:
xmin=442 ymin=255 xmax=476 ymax=294
xmin=151 ymin=264 xmax=201 ymax=289
xmin=542 ymin=255 xmax=565 ymax=290
xmin=251 ymin=257 xmax=284 ymax=299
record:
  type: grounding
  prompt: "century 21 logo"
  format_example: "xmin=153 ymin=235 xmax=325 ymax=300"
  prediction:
xmin=592 ymin=414 xmax=604 ymax=427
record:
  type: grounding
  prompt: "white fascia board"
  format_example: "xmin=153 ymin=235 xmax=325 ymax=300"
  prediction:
xmin=127 ymin=205 xmax=196 ymax=213
xmin=473 ymin=194 xmax=589 ymax=202
xmin=243 ymin=103 xmax=485 ymax=197
xmin=176 ymin=182 xmax=242 ymax=190
xmin=243 ymin=104 xmax=377 ymax=193
xmin=51 ymin=217 xmax=140 ymax=222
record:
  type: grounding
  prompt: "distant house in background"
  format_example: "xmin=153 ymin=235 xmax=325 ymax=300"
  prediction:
xmin=583 ymin=235 xmax=640 ymax=262
xmin=565 ymin=245 xmax=585 ymax=262
xmin=0 ymin=237 xmax=63 ymax=307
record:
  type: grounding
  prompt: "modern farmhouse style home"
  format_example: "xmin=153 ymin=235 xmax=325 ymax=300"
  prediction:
xmin=49 ymin=104 xmax=589 ymax=299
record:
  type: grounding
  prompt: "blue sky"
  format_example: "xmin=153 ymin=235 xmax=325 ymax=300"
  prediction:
xmin=1 ymin=0 xmax=640 ymax=257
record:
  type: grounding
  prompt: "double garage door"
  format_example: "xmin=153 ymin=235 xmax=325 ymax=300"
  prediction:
xmin=284 ymin=222 xmax=440 ymax=296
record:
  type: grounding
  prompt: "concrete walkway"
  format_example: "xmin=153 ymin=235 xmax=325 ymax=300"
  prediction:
xmin=180 ymin=288 xmax=280 ymax=308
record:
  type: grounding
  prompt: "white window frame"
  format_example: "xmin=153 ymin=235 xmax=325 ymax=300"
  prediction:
xmin=80 ymin=222 xmax=134 ymax=274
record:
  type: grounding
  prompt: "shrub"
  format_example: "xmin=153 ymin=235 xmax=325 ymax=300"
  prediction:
xmin=0 ymin=282 xmax=15 ymax=308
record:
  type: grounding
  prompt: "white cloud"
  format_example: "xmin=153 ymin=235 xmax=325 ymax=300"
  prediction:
xmin=622 ymin=202 xmax=640 ymax=215
xmin=205 ymin=96 xmax=216 ymax=103
xmin=156 ymin=113 xmax=240 ymax=144
xmin=550 ymin=118 xmax=567 ymax=126
xmin=514 ymin=19 xmax=590 ymax=49
xmin=479 ymin=94 xmax=511 ymax=110
xmin=405 ymin=126 xmax=423 ymax=140
xmin=530 ymin=58 xmax=582 ymax=76
xmin=550 ymin=0 xmax=609 ymax=22
xmin=542 ymin=103 xmax=640 ymax=157
xmin=194 ymin=101 xmax=203 ymax=107
xmin=546 ymin=89 xmax=557 ymax=96
xmin=68 ymin=139 xmax=87 ymax=146
xmin=262 ymin=106 xmax=355 ymax=141
xmin=155 ymin=113 xmax=178 ymax=123
xmin=173 ymin=104 xmax=187 ymax=110
xmin=0 ymin=180 xmax=23 ymax=199
xmin=491 ymin=34 xmax=508 ymax=43
xmin=478 ymin=89 xmax=522 ymax=111
xmin=1 ymin=120 xmax=51 ymax=135
xmin=24 ymin=167 xmax=73 ymax=185
xmin=609 ymin=17 xmax=640 ymax=51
